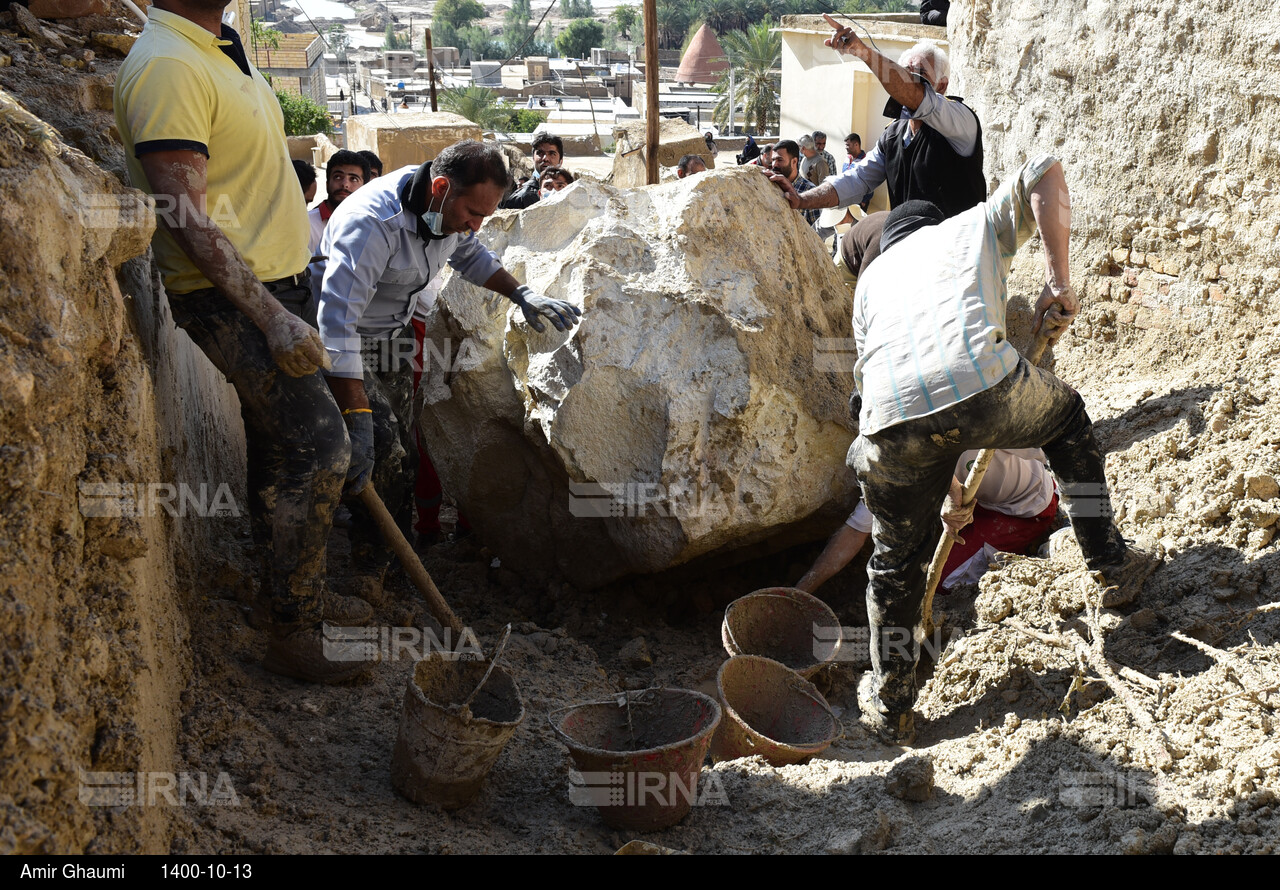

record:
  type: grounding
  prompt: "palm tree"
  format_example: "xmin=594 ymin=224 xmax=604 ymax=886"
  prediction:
xmin=700 ymin=0 xmax=738 ymax=34
xmin=655 ymin=0 xmax=692 ymax=50
xmin=712 ymin=21 xmax=780 ymax=135
xmin=438 ymin=86 xmax=511 ymax=131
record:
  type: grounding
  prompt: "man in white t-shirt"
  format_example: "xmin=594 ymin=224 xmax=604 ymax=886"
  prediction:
xmin=305 ymin=150 xmax=371 ymax=322
xmin=796 ymin=449 xmax=1058 ymax=594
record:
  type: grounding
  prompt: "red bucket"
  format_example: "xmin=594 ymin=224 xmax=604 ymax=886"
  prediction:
xmin=550 ymin=688 xmax=721 ymax=832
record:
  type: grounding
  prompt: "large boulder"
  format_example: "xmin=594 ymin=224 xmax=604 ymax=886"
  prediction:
xmin=418 ymin=168 xmax=858 ymax=589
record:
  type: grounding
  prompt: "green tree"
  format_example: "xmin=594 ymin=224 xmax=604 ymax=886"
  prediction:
xmin=384 ymin=23 xmax=411 ymax=50
xmin=435 ymin=0 xmax=486 ymax=29
xmin=555 ymin=18 xmax=604 ymax=59
xmin=655 ymin=0 xmax=693 ymax=50
xmin=503 ymin=0 xmax=534 ymax=55
xmin=611 ymin=4 xmax=637 ymax=38
xmin=712 ymin=20 xmax=780 ymax=135
xmin=438 ymin=86 xmax=511 ymax=130
xmin=561 ymin=0 xmax=594 ymax=17
xmin=276 ymin=89 xmax=333 ymax=136
xmin=506 ymin=108 xmax=549 ymax=133
xmin=456 ymin=25 xmax=502 ymax=62
xmin=249 ymin=17 xmax=280 ymax=68
xmin=327 ymin=23 xmax=351 ymax=61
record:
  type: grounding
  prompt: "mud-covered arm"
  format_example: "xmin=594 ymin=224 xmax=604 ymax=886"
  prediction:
xmin=139 ymin=150 xmax=327 ymax=377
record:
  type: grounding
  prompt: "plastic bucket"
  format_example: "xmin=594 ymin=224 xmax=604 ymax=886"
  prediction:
xmin=722 ymin=587 xmax=843 ymax=678
xmin=550 ymin=688 xmax=722 ymax=832
xmin=390 ymin=652 xmax=525 ymax=810
xmin=710 ymin=655 xmax=838 ymax=766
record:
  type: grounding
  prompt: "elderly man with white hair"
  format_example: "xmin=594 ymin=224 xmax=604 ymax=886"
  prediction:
xmin=766 ymin=15 xmax=986 ymax=279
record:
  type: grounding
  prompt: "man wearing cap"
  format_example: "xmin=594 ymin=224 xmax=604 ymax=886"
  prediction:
xmin=847 ymin=158 xmax=1159 ymax=745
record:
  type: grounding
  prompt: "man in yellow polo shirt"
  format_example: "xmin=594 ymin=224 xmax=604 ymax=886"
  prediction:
xmin=115 ymin=0 xmax=371 ymax=683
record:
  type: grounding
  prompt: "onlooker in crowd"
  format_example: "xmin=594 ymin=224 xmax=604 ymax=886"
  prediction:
xmin=358 ymin=150 xmax=384 ymax=180
xmin=318 ymin=141 xmax=582 ymax=600
xmin=753 ymin=144 xmax=774 ymax=169
xmin=812 ymin=131 xmax=838 ymax=185
xmin=796 ymin=449 xmax=1061 ymax=594
xmin=115 ymin=0 xmax=366 ymax=682
xmin=920 ymin=0 xmax=949 ymax=26
xmin=738 ymin=134 xmax=760 ymax=165
xmin=766 ymin=18 xmax=984 ymax=289
xmin=676 ymin=154 xmax=707 ymax=179
xmin=308 ymin=150 xmax=370 ymax=255
xmin=292 ymin=159 xmax=317 ymax=204
xmin=306 ymin=150 xmax=372 ymax=322
xmin=798 ymin=134 xmax=831 ymax=185
xmin=500 ymin=131 xmax=564 ymax=210
xmin=704 ymin=131 xmax=718 ymax=158
xmin=843 ymin=133 xmax=873 ymax=211
xmin=539 ymin=165 xmax=576 ymax=196
xmin=771 ymin=139 xmax=820 ymax=227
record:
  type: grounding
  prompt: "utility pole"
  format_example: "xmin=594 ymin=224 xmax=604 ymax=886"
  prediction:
xmin=727 ymin=51 xmax=735 ymax=136
xmin=576 ymin=64 xmax=603 ymax=153
xmin=425 ymin=27 xmax=438 ymax=111
xmin=643 ymin=0 xmax=658 ymax=184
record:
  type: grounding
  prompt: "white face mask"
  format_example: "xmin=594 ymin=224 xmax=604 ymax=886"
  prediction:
xmin=421 ymin=179 xmax=451 ymax=236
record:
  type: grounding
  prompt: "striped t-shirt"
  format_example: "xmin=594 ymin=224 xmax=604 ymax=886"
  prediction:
xmin=852 ymin=154 xmax=1059 ymax=435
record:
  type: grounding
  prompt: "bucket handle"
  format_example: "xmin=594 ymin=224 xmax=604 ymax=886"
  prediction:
xmin=461 ymin=623 xmax=512 ymax=712
xmin=546 ymin=687 xmax=665 ymax=749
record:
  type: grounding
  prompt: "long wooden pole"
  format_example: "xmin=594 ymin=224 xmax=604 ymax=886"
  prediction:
xmin=358 ymin=486 xmax=462 ymax=634
xmin=425 ymin=27 xmax=438 ymax=112
xmin=643 ymin=0 xmax=659 ymax=184
xmin=922 ymin=330 xmax=1051 ymax=635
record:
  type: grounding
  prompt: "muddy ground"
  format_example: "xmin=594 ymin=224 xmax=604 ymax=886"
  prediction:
xmin=3 ymin=2 xmax=1278 ymax=857
xmin=171 ymin=317 xmax=1280 ymax=855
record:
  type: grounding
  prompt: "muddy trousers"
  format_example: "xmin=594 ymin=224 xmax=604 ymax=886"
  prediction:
xmin=847 ymin=357 xmax=1127 ymax=718
xmin=346 ymin=331 xmax=417 ymax=573
xmin=168 ymin=282 xmax=349 ymax=626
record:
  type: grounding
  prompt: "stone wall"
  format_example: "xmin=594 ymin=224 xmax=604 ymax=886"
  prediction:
xmin=950 ymin=0 xmax=1280 ymax=341
xmin=0 ymin=77 xmax=247 ymax=851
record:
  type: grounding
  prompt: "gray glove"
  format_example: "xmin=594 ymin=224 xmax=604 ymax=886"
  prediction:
xmin=343 ymin=410 xmax=375 ymax=495
xmin=511 ymin=284 xmax=581 ymax=333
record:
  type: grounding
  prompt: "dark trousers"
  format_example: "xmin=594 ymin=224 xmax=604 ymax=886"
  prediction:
xmin=346 ymin=330 xmax=417 ymax=572
xmin=848 ymin=358 xmax=1125 ymax=716
xmin=169 ymin=281 xmax=348 ymax=625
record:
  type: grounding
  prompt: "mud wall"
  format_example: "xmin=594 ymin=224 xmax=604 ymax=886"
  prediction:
xmin=0 ymin=80 xmax=246 ymax=853
xmin=950 ymin=0 xmax=1280 ymax=340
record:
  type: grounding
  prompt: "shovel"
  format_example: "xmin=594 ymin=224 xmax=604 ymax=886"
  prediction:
xmin=921 ymin=322 xmax=1058 ymax=635
xmin=357 ymin=484 xmax=463 ymax=635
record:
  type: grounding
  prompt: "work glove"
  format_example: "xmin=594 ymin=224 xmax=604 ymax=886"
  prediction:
xmin=940 ymin=483 xmax=975 ymax=543
xmin=264 ymin=311 xmax=330 ymax=377
xmin=511 ymin=284 xmax=581 ymax=333
xmin=343 ymin=410 xmax=375 ymax=495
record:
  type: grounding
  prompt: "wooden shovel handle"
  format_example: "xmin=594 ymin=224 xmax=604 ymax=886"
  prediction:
xmin=357 ymin=485 xmax=464 ymax=635
xmin=921 ymin=329 xmax=1053 ymax=633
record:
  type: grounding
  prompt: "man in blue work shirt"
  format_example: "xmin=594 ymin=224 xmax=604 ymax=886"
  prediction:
xmin=318 ymin=140 xmax=581 ymax=597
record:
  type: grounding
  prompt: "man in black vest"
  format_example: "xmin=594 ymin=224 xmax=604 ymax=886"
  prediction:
xmin=764 ymin=15 xmax=985 ymax=279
